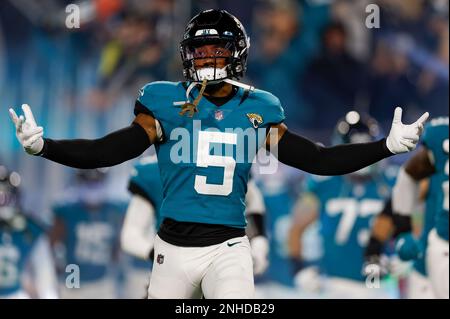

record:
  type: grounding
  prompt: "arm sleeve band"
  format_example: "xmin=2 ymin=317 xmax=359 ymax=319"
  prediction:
xmin=38 ymin=123 xmax=151 ymax=169
xmin=276 ymin=130 xmax=393 ymax=175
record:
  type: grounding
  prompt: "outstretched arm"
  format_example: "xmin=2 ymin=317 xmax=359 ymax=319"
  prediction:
xmin=9 ymin=104 xmax=161 ymax=169
xmin=267 ymin=107 xmax=429 ymax=176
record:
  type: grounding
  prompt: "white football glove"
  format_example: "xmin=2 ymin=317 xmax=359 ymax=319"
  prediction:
xmin=9 ymin=104 xmax=44 ymax=155
xmin=386 ymin=107 xmax=429 ymax=154
xmin=250 ymin=236 xmax=269 ymax=276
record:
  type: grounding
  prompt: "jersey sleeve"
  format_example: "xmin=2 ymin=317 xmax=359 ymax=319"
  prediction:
xmin=134 ymin=81 xmax=179 ymax=118
xmin=128 ymin=163 xmax=163 ymax=210
xmin=268 ymin=95 xmax=286 ymax=126
xmin=134 ymin=83 xmax=157 ymax=117
xmin=257 ymin=90 xmax=286 ymax=128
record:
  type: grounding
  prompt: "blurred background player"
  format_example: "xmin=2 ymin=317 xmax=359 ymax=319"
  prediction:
xmin=120 ymin=155 xmax=162 ymax=299
xmin=366 ymin=116 xmax=448 ymax=299
xmin=49 ymin=169 xmax=127 ymax=299
xmin=0 ymin=165 xmax=58 ymax=299
xmin=121 ymin=154 xmax=269 ymax=298
xmin=287 ymin=111 xmax=398 ymax=298
xmin=365 ymin=197 xmax=434 ymax=299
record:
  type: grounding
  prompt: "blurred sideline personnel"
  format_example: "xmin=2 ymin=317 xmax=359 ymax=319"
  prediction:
xmin=10 ymin=10 xmax=428 ymax=298
xmin=49 ymin=169 xmax=127 ymax=299
xmin=120 ymin=155 xmax=268 ymax=298
xmin=288 ymin=112 xmax=398 ymax=298
xmin=0 ymin=165 xmax=58 ymax=299
xmin=366 ymin=117 xmax=448 ymax=299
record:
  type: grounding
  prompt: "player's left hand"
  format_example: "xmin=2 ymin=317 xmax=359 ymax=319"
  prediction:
xmin=386 ymin=107 xmax=429 ymax=154
xmin=250 ymin=236 xmax=269 ymax=275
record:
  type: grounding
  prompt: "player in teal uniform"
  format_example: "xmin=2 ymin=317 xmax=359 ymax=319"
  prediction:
xmin=0 ymin=166 xmax=58 ymax=299
xmin=120 ymin=155 xmax=162 ymax=298
xmin=366 ymin=117 xmax=448 ymax=298
xmin=120 ymin=155 xmax=268 ymax=298
xmin=9 ymin=9 xmax=428 ymax=298
xmin=49 ymin=169 xmax=127 ymax=299
xmin=288 ymin=112 xmax=398 ymax=298
xmin=391 ymin=117 xmax=448 ymax=298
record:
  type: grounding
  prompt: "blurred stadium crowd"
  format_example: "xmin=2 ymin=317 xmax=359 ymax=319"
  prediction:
xmin=0 ymin=0 xmax=448 ymax=298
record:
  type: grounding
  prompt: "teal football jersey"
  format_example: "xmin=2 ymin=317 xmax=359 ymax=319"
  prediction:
xmin=136 ymin=81 xmax=285 ymax=228
xmin=423 ymin=117 xmax=449 ymax=241
xmin=129 ymin=157 xmax=163 ymax=229
xmin=53 ymin=201 xmax=126 ymax=282
xmin=304 ymin=172 xmax=394 ymax=281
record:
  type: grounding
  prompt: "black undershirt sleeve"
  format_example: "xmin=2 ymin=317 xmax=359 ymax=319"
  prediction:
xmin=275 ymin=130 xmax=394 ymax=176
xmin=37 ymin=123 xmax=151 ymax=169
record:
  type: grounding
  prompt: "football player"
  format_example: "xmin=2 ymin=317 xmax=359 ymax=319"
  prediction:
xmin=0 ymin=166 xmax=58 ymax=299
xmin=366 ymin=117 xmax=448 ymax=299
xmin=120 ymin=155 xmax=268 ymax=298
xmin=9 ymin=10 xmax=428 ymax=298
xmin=49 ymin=169 xmax=127 ymax=299
xmin=287 ymin=112 xmax=398 ymax=298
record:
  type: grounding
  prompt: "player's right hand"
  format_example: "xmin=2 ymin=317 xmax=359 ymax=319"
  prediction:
xmin=9 ymin=104 xmax=44 ymax=155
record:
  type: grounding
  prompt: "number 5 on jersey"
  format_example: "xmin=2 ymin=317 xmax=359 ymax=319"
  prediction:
xmin=195 ymin=131 xmax=237 ymax=196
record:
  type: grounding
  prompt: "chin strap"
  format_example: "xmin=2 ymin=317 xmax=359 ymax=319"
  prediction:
xmin=223 ymin=78 xmax=254 ymax=92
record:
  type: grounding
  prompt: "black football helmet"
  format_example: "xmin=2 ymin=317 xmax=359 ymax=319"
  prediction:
xmin=332 ymin=111 xmax=383 ymax=177
xmin=332 ymin=111 xmax=381 ymax=145
xmin=75 ymin=168 xmax=108 ymax=184
xmin=180 ymin=9 xmax=250 ymax=82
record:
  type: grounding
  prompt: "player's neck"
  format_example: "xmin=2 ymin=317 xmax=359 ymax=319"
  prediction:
xmin=203 ymin=82 xmax=233 ymax=98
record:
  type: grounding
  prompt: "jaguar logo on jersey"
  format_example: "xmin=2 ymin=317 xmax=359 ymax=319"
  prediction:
xmin=157 ymin=254 xmax=165 ymax=265
xmin=246 ymin=113 xmax=263 ymax=128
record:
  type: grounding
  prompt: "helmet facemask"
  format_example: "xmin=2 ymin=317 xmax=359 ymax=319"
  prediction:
xmin=181 ymin=38 xmax=240 ymax=83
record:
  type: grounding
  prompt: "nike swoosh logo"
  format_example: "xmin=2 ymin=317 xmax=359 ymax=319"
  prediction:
xmin=227 ymin=241 xmax=241 ymax=247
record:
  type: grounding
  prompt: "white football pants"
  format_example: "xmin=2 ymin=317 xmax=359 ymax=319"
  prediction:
xmin=125 ymin=269 xmax=151 ymax=299
xmin=406 ymin=269 xmax=435 ymax=299
xmin=148 ymin=235 xmax=254 ymax=299
xmin=426 ymin=229 xmax=449 ymax=299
